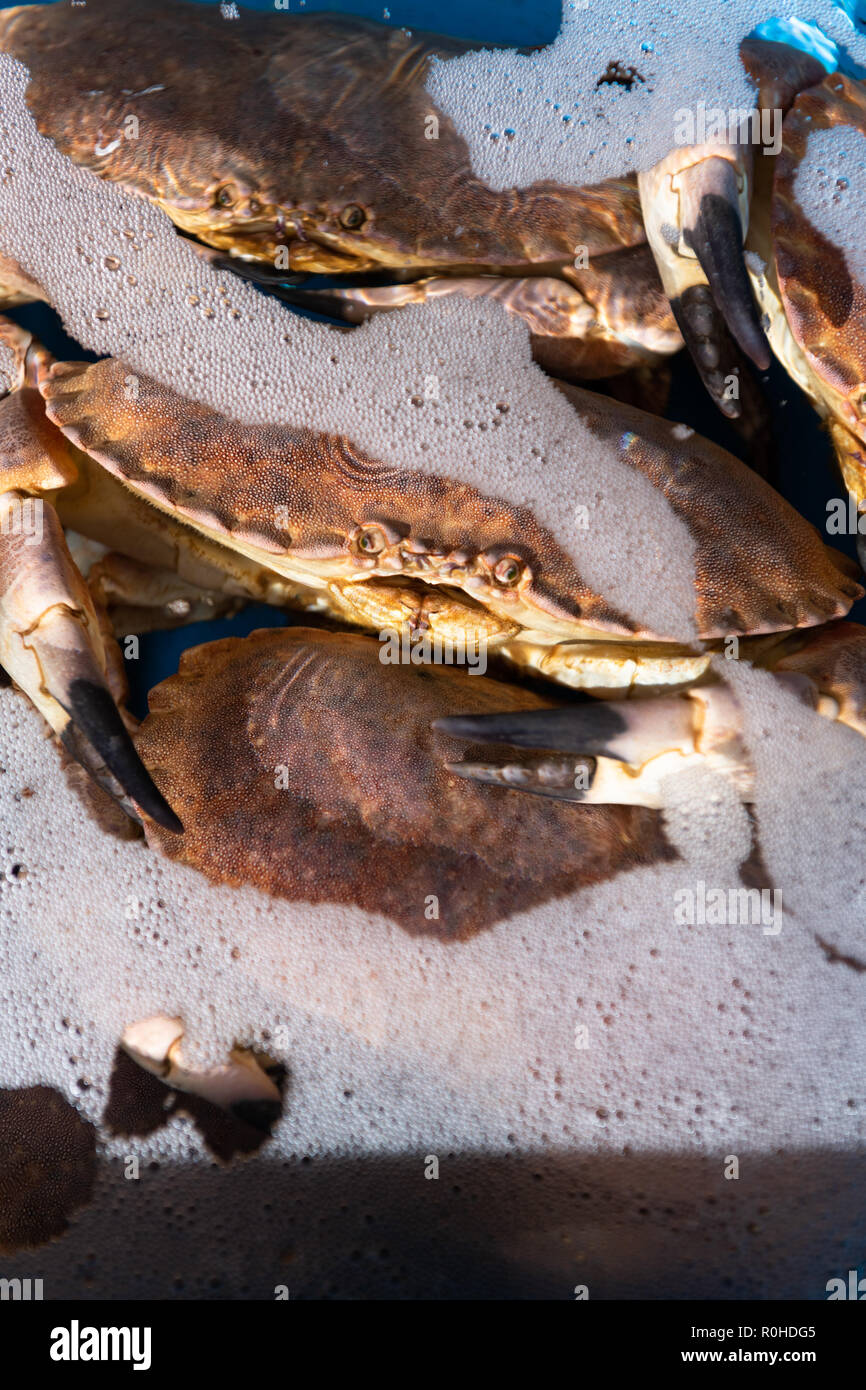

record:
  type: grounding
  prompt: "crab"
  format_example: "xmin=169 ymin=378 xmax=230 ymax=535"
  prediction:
xmin=1 ymin=306 xmax=865 ymax=926
xmin=3 ymin=0 xmax=865 ymax=478
xmin=0 ymin=0 xmax=682 ymax=396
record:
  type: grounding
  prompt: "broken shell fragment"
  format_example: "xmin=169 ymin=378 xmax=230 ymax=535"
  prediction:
xmin=120 ymin=1016 xmax=282 ymax=1132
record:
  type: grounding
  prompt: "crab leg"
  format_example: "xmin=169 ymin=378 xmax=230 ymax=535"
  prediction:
xmin=265 ymin=272 xmax=597 ymax=326
xmin=439 ymin=617 xmax=866 ymax=806
xmin=437 ymin=687 xmax=754 ymax=806
xmin=0 ymin=325 xmax=181 ymax=830
xmin=232 ymin=257 xmax=682 ymax=382
xmin=86 ymin=551 xmax=245 ymax=636
xmin=0 ymin=489 xmax=182 ymax=832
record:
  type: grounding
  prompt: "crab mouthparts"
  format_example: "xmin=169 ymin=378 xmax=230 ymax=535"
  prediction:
xmin=331 ymin=574 xmax=521 ymax=647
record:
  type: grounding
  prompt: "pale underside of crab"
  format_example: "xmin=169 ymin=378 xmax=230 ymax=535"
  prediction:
xmin=1 ymin=307 xmax=864 ymax=895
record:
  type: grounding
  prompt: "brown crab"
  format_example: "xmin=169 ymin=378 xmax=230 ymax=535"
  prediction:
xmin=0 ymin=0 xmax=682 ymax=392
xmin=1 ymin=309 xmax=864 ymax=931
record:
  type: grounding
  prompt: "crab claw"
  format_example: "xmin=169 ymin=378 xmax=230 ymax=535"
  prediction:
xmin=639 ymin=144 xmax=770 ymax=415
xmin=677 ymin=155 xmax=770 ymax=371
xmin=436 ymin=688 xmax=752 ymax=806
xmin=0 ymin=490 xmax=182 ymax=833
xmin=121 ymin=1016 xmax=282 ymax=1132
xmin=60 ymin=680 xmax=182 ymax=835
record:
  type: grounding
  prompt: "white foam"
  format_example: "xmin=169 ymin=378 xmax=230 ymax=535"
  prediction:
xmin=0 ymin=685 xmax=863 ymax=1296
xmin=427 ymin=1 xmax=866 ymax=188
xmin=0 ymin=334 xmax=16 ymax=394
xmin=723 ymin=657 xmax=866 ymax=961
xmin=794 ymin=122 xmax=866 ymax=293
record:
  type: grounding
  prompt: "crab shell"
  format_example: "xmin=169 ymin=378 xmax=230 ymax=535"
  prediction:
xmin=37 ymin=356 xmax=863 ymax=699
xmin=0 ymin=1085 xmax=96 ymax=1252
xmin=771 ymin=72 xmax=866 ymax=498
xmin=134 ymin=626 xmax=672 ymax=937
xmin=0 ymin=0 xmax=645 ymax=274
xmin=0 ymin=0 xmax=684 ymax=384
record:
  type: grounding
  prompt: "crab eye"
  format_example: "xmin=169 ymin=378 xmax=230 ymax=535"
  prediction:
xmin=493 ymin=556 xmax=524 ymax=587
xmin=339 ymin=203 xmax=366 ymax=230
xmin=215 ymin=183 xmax=239 ymax=209
xmin=355 ymin=524 xmax=387 ymax=555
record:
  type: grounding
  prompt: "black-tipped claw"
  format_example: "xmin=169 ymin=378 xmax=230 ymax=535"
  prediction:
xmin=684 ymin=192 xmax=771 ymax=372
xmin=436 ymin=707 xmax=615 ymax=800
xmin=671 ymin=285 xmax=751 ymax=421
xmin=63 ymin=678 xmax=183 ymax=834
xmin=434 ymin=703 xmax=628 ymax=755
xmin=445 ymin=755 xmax=595 ymax=801
xmin=436 ymin=695 xmax=699 ymax=802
